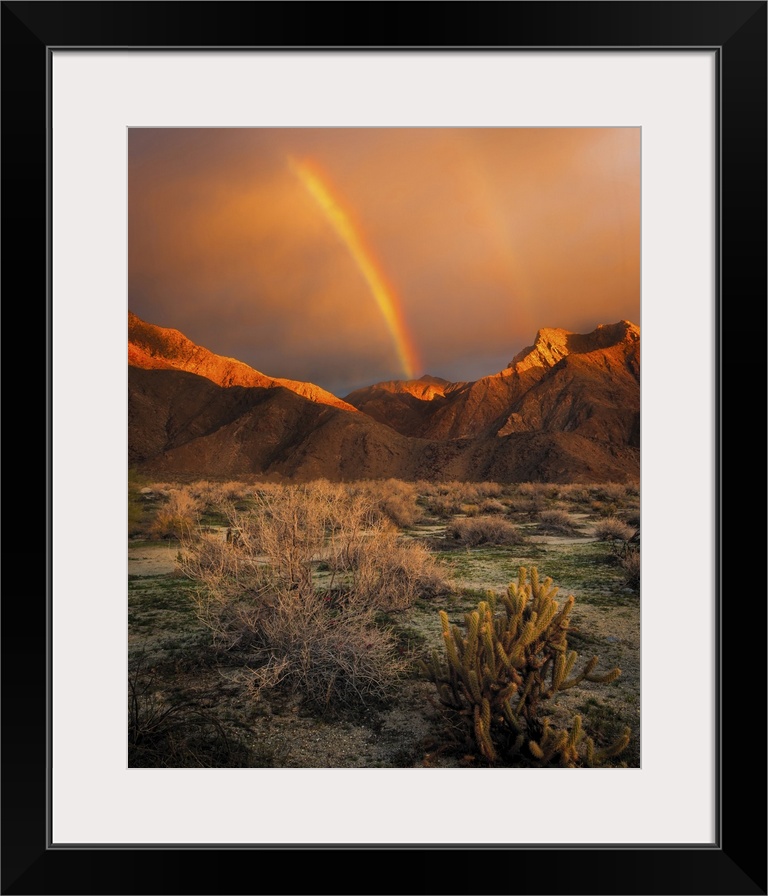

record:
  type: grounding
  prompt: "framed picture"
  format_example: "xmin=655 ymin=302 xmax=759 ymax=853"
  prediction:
xmin=4 ymin=2 xmax=765 ymax=894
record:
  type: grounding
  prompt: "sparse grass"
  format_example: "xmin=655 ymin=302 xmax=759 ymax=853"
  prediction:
xmin=128 ymin=653 xmax=266 ymax=767
xmin=527 ymin=541 xmax=629 ymax=601
xmin=128 ymin=468 xmax=155 ymax=536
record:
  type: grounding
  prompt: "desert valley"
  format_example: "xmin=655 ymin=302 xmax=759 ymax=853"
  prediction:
xmin=128 ymin=312 xmax=640 ymax=769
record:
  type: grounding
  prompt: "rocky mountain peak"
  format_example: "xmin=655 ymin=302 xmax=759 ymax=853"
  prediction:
xmin=508 ymin=319 xmax=639 ymax=373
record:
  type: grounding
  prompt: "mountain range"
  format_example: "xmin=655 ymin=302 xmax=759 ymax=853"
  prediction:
xmin=128 ymin=312 xmax=640 ymax=483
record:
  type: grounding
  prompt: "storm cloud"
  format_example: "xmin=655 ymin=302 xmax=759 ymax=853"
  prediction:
xmin=129 ymin=127 xmax=640 ymax=397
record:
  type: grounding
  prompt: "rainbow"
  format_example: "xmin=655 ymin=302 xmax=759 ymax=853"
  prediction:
xmin=289 ymin=157 xmax=421 ymax=381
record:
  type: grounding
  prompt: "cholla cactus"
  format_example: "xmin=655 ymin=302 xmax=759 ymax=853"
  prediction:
xmin=422 ymin=566 xmax=630 ymax=767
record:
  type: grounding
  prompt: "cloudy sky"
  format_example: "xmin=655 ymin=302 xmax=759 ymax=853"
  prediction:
xmin=129 ymin=127 xmax=640 ymax=397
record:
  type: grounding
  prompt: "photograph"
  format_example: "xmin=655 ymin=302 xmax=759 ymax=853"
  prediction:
xmin=3 ymin=0 xmax=764 ymax=892
xmin=127 ymin=126 xmax=641 ymax=770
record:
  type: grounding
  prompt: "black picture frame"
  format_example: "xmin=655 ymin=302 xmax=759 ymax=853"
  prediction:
xmin=2 ymin=2 xmax=765 ymax=894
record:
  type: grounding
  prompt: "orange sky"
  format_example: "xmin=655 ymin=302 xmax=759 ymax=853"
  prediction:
xmin=129 ymin=127 xmax=640 ymax=396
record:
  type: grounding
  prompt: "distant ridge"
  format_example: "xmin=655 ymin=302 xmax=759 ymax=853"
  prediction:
xmin=344 ymin=320 xmax=640 ymax=444
xmin=129 ymin=311 xmax=356 ymax=412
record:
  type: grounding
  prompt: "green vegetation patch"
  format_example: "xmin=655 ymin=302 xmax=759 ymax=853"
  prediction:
xmin=129 ymin=574 xmax=202 ymax=642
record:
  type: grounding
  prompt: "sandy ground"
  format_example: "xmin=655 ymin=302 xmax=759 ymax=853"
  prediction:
xmin=129 ymin=527 xmax=640 ymax=769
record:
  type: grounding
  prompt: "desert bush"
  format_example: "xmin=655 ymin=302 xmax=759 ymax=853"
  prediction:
xmin=473 ymin=482 xmax=504 ymax=499
xmin=424 ymin=481 xmax=504 ymax=505
xmin=347 ymin=479 xmax=423 ymax=529
xmin=254 ymin=587 xmax=408 ymax=709
xmin=447 ymin=516 xmax=526 ymax=547
xmin=176 ymin=480 xmax=427 ymax=709
xmin=594 ymin=482 xmax=628 ymax=502
xmin=188 ymin=480 xmax=219 ymax=503
xmin=340 ymin=525 xmax=453 ymax=610
xmin=459 ymin=503 xmax=481 ymax=517
xmin=620 ymin=546 xmax=641 ymax=588
xmin=150 ymin=487 xmax=202 ymax=540
xmin=220 ymin=480 xmax=253 ymax=503
xmin=591 ymin=500 xmax=620 ymax=518
xmin=478 ymin=498 xmax=507 ymax=515
xmin=423 ymin=494 xmax=465 ymax=518
xmin=537 ymin=509 xmax=578 ymax=535
xmin=515 ymin=481 xmax=558 ymax=499
xmin=558 ymin=483 xmax=593 ymax=506
xmin=505 ymin=493 xmax=546 ymax=516
xmin=593 ymin=517 xmax=636 ymax=542
xmin=421 ymin=566 xmax=630 ymax=766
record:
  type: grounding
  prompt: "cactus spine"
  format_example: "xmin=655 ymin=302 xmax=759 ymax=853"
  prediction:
xmin=422 ymin=566 xmax=630 ymax=767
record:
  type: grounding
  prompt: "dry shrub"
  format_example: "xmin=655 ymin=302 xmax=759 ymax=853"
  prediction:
xmin=255 ymin=588 xmax=407 ymax=709
xmin=538 ymin=509 xmax=578 ymax=535
xmin=473 ymin=482 xmax=503 ymax=499
xmin=620 ymin=546 xmax=640 ymax=588
xmin=515 ymin=481 xmax=559 ymax=499
xmin=347 ymin=527 xmax=452 ymax=610
xmin=440 ymin=481 xmax=476 ymax=503
xmin=347 ymin=479 xmax=422 ymax=529
xmin=506 ymin=493 xmax=546 ymax=516
xmin=380 ymin=491 xmax=422 ymax=528
xmin=447 ymin=516 xmax=526 ymax=547
xmin=188 ymin=480 xmax=221 ymax=503
xmin=176 ymin=480 xmax=429 ymax=710
xmin=424 ymin=494 xmax=465 ymax=519
xmin=459 ymin=503 xmax=481 ymax=517
xmin=150 ymin=487 xmax=202 ymax=540
xmin=176 ymin=529 xmax=268 ymax=648
xmin=478 ymin=498 xmax=506 ymax=515
xmin=591 ymin=500 xmax=620 ymax=518
xmin=559 ymin=484 xmax=593 ymax=506
xmin=593 ymin=517 xmax=636 ymax=542
xmin=250 ymin=481 xmax=285 ymax=499
xmin=218 ymin=481 xmax=251 ymax=502
xmin=426 ymin=481 xmax=503 ymax=506
xmin=594 ymin=482 xmax=628 ymax=502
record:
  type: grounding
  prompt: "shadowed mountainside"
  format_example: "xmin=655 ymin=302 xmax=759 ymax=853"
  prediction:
xmin=129 ymin=314 xmax=640 ymax=483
